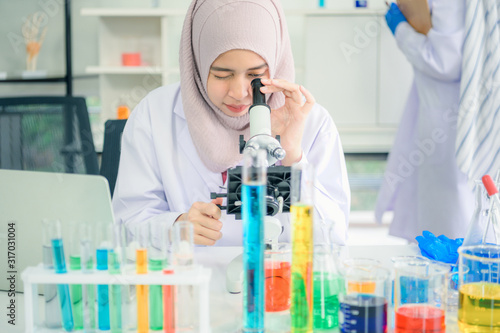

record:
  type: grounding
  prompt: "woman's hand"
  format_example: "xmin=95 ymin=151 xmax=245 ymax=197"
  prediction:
xmin=260 ymin=78 xmax=315 ymax=166
xmin=176 ymin=198 xmax=223 ymax=246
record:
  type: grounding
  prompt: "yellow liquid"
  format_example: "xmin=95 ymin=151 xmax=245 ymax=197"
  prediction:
xmin=348 ymin=281 xmax=376 ymax=293
xmin=291 ymin=204 xmax=313 ymax=333
xmin=458 ymin=282 xmax=500 ymax=333
xmin=136 ymin=248 xmax=149 ymax=333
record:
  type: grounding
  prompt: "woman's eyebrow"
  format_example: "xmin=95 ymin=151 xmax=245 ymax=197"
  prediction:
xmin=210 ymin=63 xmax=268 ymax=72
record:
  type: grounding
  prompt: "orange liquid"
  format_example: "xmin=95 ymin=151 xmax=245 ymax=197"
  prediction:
xmin=348 ymin=281 xmax=376 ymax=293
xmin=265 ymin=261 xmax=291 ymax=312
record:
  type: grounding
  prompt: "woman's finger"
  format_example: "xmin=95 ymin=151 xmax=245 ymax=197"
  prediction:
xmin=261 ymin=79 xmax=303 ymax=105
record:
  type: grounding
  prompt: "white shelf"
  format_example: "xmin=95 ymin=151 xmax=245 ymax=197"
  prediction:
xmin=81 ymin=7 xmax=185 ymax=17
xmin=86 ymin=66 xmax=164 ymax=75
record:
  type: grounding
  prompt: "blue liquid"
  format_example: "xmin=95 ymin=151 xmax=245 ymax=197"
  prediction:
xmin=242 ymin=184 xmax=265 ymax=332
xmin=96 ymin=248 xmax=110 ymax=330
xmin=355 ymin=0 xmax=368 ymax=7
xmin=399 ymin=277 xmax=428 ymax=304
xmin=319 ymin=0 xmax=325 ymax=7
xmin=51 ymin=239 xmax=74 ymax=332
xmin=340 ymin=294 xmax=387 ymax=333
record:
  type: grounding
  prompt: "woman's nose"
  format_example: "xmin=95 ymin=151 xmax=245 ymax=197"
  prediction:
xmin=228 ymin=77 xmax=249 ymax=101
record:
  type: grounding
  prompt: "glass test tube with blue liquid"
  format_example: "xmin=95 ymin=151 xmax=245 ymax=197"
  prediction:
xmin=96 ymin=223 xmax=112 ymax=331
xmin=42 ymin=219 xmax=74 ymax=332
xmin=80 ymin=223 xmax=96 ymax=332
xmin=171 ymin=220 xmax=198 ymax=331
xmin=290 ymin=163 xmax=315 ymax=333
xmin=69 ymin=221 xmax=84 ymax=330
xmin=242 ymin=149 xmax=266 ymax=332
xmin=109 ymin=223 xmax=123 ymax=333
xmin=41 ymin=220 xmax=62 ymax=329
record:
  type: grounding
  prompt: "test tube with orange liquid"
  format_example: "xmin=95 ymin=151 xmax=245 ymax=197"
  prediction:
xmin=136 ymin=223 xmax=149 ymax=333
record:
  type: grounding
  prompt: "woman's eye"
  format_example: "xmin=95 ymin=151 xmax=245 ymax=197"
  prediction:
xmin=249 ymin=73 xmax=265 ymax=78
xmin=213 ymin=73 xmax=232 ymax=80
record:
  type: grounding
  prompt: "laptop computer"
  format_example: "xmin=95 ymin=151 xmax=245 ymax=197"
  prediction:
xmin=0 ymin=169 xmax=115 ymax=292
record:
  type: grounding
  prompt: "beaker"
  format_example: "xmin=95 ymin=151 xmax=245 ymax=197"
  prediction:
xmin=343 ymin=258 xmax=382 ymax=293
xmin=463 ymin=179 xmax=499 ymax=246
xmin=264 ymin=242 xmax=291 ymax=332
xmin=458 ymin=244 xmax=500 ymax=332
xmin=392 ymin=256 xmax=449 ymax=333
xmin=339 ymin=261 xmax=390 ymax=333
xmin=313 ymin=243 xmax=344 ymax=331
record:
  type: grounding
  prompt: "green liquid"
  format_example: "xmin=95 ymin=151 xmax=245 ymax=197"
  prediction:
xmin=149 ymin=258 xmax=166 ymax=271
xmin=108 ymin=251 xmax=121 ymax=274
xmin=150 ymin=285 xmax=163 ymax=330
xmin=70 ymin=256 xmax=83 ymax=329
xmin=313 ymin=273 xmax=344 ymax=329
xmin=110 ymin=285 xmax=122 ymax=333
xmin=291 ymin=272 xmax=311 ymax=330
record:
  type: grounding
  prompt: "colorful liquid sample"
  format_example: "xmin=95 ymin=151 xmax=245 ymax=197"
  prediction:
xmin=137 ymin=248 xmax=149 ymax=333
xmin=163 ymin=269 xmax=175 ymax=333
xmin=42 ymin=245 xmax=62 ymax=328
xmin=96 ymin=248 xmax=110 ymax=331
xmin=348 ymin=281 xmax=376 ymax=293
xmin=313 ymin=273 xmax=344 ymax=330
xmin=340 ymin=294 xmax=387 ymax=333
xmin=395 ymin=304 xmax=445 ymax=333
xmin=69 ymin=255 xmax=83 ymax=329
xmin=51 ymin=238 xmax=75 ymax=332
xmin=399 ymin=277 xmax=429 ymax=304
xmin=265 ymin=261 xmax=291 ymax=312
xmin=291 ymin=204 xmax=313 ymax=333
xmin=150 ymin=258 xmax=165 ymax=330
xmin=108 ymin=250 xmax=122 ymax=333
xmin=242 ymin=183 xmax=265 ymax=332
xmin=458 ymin=282 xmax=500 ymax=333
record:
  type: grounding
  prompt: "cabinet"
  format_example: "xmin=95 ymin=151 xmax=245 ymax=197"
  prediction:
xmin=80 ymin=8 xmax=185 ymax=123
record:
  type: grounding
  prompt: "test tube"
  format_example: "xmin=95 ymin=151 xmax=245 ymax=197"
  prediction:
xmin=80 ymin=223 xmax=96 ymax=332
xmin=109 ymin=223 xmax=123 ymax=333
xmin=149 ymin=220 xmax=168 ymax=330
xmin=122 ymin=227 xmax=138 ymax=331
xmin=69 ymin=221 xmax=84 ymax=330
xmin=136 ymin=222 xmax=150 ymax=333
xmin=290 ymin=163 xmax=315 ymax=332
xmin=171 ymin=220 xmax=198 ymax=331
xmin=96 ymin=222 xmax=112 ymax=331
xmin=242 ymin=149 xmax=266 ymax=333
xmin=41 ymin=220 xmax=62 ymax=329
xmin=42 ymin=219 xmax=74 ymax=332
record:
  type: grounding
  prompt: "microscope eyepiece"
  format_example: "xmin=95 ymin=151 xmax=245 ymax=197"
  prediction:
xmin=251 ymin=78 xmax=266 ymax=105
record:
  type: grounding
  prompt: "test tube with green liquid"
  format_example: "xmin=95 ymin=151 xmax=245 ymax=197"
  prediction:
xmin=136 ymin=223 xmax=150 ymax=333
xmin=41 ymin=221 xmax=62 ymax=329
xmin=69 ymin=221 xmax=83 ymax=330
xmin=109 ymin=223 xmax=123 ymax=333
xmin=149 ymin=220 xmax=168 ymax=330
xmin=80 ymin=223 xmax=96 ymax=332
xmin=290 ymin=163 xmax=315 ymax=333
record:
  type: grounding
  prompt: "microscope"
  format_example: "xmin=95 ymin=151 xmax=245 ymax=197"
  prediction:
xmin=211 ymin=78 xmax=292 ymax=293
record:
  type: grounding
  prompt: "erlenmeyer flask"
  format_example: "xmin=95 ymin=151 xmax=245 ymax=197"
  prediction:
xmin=463 ymin=179 xmax=499 ymax=246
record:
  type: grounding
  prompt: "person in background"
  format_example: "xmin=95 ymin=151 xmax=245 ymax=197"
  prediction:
xmin=112 ymin=0 xmax=350 ymax=246
xmin=376 ymin=0 xmax=474 ymax=241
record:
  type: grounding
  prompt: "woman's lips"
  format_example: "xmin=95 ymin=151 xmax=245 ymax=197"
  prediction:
xmin=225 ymin=104 xmax=248 ymax=113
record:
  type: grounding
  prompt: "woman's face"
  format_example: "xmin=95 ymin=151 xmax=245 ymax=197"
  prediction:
xmin=207 ymin=49 xmax=270 ymax=117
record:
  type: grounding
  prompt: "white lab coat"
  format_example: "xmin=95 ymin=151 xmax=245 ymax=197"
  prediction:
xmin=376 ymin=0 xmax=474 ymax=241
xmin=113 ymin=83 xmax=351 ymax=246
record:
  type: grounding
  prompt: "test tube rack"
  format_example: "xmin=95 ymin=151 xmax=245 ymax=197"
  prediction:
xmin=21 ymin=264 xmax=212 ymax=333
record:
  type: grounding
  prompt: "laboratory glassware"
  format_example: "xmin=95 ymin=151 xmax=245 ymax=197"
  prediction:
xmin=171 ymin=220 xmax=199 ymax=331
xmin=265 ymin=242 xmax=292 ymax=332
xmin=392 ymin=256 xmax=449 ymax=333
xmin=339 ymin=261 xmax=390 ymax=333
xmin=290 ymin=162 xmax=315 ymax=333
xmin=482 ymin=175 xmax=500 ymax=242
xmin=109 ymin=223 xmax=123 ymax=333
xmin=95 ymin=222 xmax=112 ymax=331
xmin=69 ymin=221 xmax=83 ymax=329
xmin=458 ymin=244 xmax=500 ymax=332
xmin=80 ymin=223 xmax=96 ymax=332
xmin=136 ymin=222 xmax=150 ymax=333
xmin=242 ymin=149 xmax=266 ymax=333
xmin=41 ymin=221 xmax=62 ymax=329
xmin=42 ymin=219 xmax=74 ymax=332
xmin=149 ymin=219 xmax=168 ymax=330
xmin=313 ymin=244 xmax=345 ymax=331
xmin=343 ymin=258 xmax=382 ymax=294
xmin=463 ymin=179 xmax=497 ymax=246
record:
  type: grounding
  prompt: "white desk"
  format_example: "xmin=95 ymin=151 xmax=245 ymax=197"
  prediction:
xmin=1 ymin=245 xmax=421 ymax=332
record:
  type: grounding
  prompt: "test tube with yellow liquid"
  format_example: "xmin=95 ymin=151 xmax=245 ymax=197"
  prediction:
xmin=290 ymin=163 xmax=315 ymax=333
xmin=136 ymin=223 xmax=149 ymax=333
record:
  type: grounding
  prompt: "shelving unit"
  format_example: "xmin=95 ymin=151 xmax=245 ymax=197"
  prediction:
xmin=81 ymin=8 xmax=185 ymax=122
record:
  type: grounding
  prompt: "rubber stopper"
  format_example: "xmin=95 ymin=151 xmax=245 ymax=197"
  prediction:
xmin=482 ymin=175 xmax=499 ymax=196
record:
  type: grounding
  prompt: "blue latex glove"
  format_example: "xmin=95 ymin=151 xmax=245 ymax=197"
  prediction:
xmin=416 ymin=231 xmax=464 ymax=264
xmin=385 ymin=2 xmax=407 ymax=35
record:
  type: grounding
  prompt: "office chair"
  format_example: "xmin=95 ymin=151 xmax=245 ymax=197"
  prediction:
xmin=100 ymin=119 xmax=127 ymax=197
xmin=0 ymin=96 xmax=99 ymax=175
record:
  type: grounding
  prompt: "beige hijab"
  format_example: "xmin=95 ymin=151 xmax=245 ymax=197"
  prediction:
xmin=179 ymin=0 xmax=295 ymax=173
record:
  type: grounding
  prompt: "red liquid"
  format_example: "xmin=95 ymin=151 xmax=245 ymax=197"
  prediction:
xmin=265 ymin=261 xmax=291 ymax=312
xmin=395 ymin=304 xmax=445 ymax=333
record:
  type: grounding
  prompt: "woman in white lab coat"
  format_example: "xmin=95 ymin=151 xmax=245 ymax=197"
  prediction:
xmin=112 ymin=0 xmax=350 ymax=246
xmin=376 ymin=0 xmax=474 ymax=241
